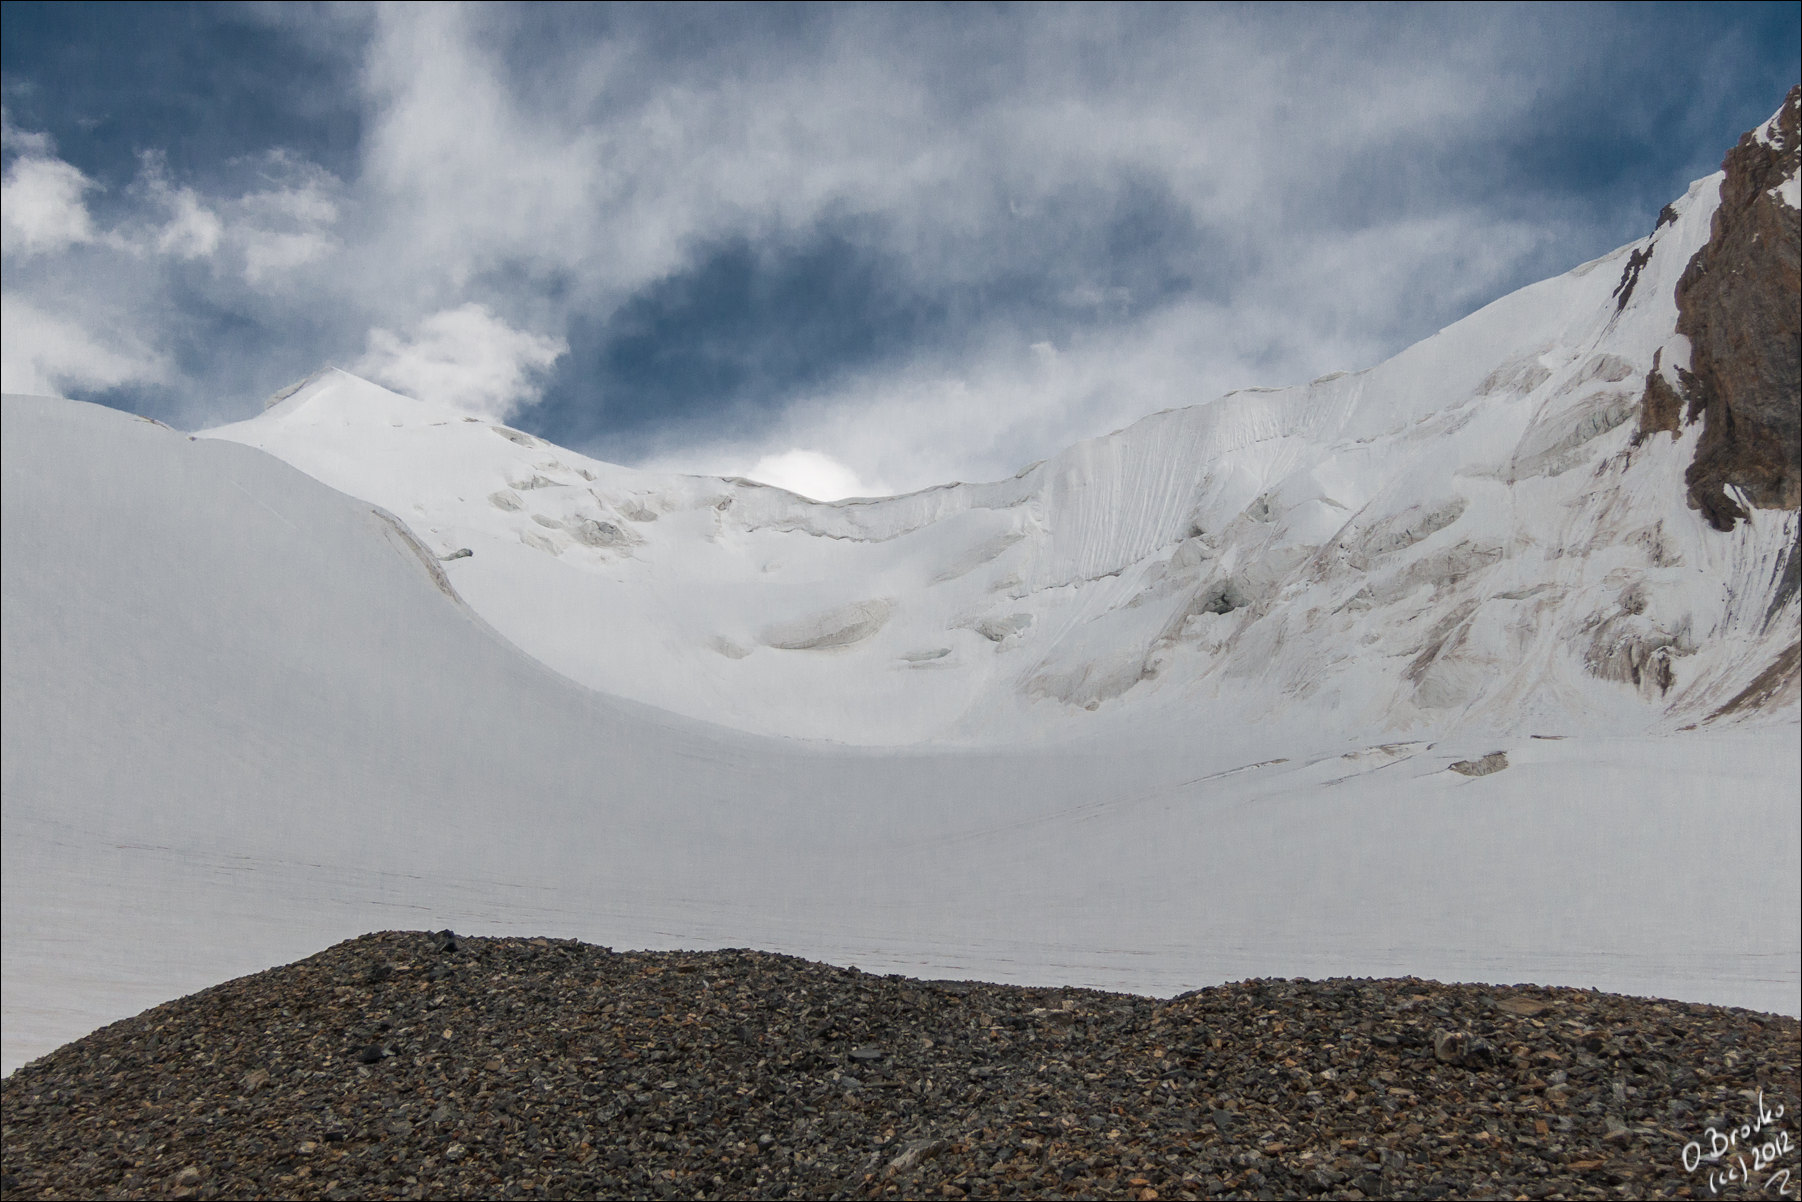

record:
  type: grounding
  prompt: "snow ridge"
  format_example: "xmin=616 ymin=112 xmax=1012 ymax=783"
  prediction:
xmin=206 ymin=162 xmax=1794 ymax=745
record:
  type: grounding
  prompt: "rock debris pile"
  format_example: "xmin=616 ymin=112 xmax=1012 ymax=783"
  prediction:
xmin=3 ymin=932 xmax=1797 ymax=1200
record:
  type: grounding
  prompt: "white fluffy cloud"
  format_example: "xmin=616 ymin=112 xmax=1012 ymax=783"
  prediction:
xmin=135 ymin=162 xmax=224 ymax=260
xmin=232 ymin=153 xmax=343 ymax=286
xmin=0 ymin=131 xmax=351 ymax=409
xmin=1 ymin=106 xmax=55 ymax=158
xmin=1 ymin=155 xmax=96 ymax=256
xmin=0 ymin=295 xmax=167 ymax=397
xmin=741 ymin=450 xmax=884 ymax=503
xmin=352 ymin=303 xmax=568 ymax=422
xmin=155 ymin=188 xmax=224 ymax=259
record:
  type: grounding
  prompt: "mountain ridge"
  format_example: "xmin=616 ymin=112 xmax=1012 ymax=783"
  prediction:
xmin=4 ymin=89 xmax=1797 ymax=1077
xmin=201 ymin=91 xmax=1800 ymax=745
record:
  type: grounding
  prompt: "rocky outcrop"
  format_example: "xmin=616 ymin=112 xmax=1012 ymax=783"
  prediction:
xmin=1652 ymin=85 xmax=1802 ymax=530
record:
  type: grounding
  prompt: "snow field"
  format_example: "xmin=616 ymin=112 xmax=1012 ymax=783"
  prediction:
xmin=4 ymin=396 xmax=1796 ymax=1075
xmin=6 ymin=134 xmax=1799 ymax=1076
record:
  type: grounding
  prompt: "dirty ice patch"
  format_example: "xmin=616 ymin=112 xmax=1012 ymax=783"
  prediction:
xmin=761 ymin=598 xmax=893 ymax=650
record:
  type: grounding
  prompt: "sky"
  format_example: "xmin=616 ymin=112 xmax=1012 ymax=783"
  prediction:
xmin=2 ymin=3 xmax=1797 ymax=500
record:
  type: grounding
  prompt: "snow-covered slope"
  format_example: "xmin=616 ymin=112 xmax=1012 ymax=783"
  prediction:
xmin=6 ymin=95 xmax=1798 ymax=1075
xmin=204 ymin=169 xmax=1795 ymax=746
xmin=5 ymin=395 xmax=1798 ymax=1076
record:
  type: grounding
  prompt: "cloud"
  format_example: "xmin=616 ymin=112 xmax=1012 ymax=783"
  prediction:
xmin=154 ymin=188 xmax=224 ymax=260
xmin=0 ymin=105 xmax=55 ymax=157
xmin=741 ymin=450 xmax=884 ymax=503
xmin=231 ymin=152 xmax=343 ymax=286
xmin=0 ymin=4 xmax=1793 ymax=486
xmin=0 ymin=294 xmax=167 ymax=397
xmin=0 ymin=124 xmax=350 ymax=413
xmin=1 ymin=155 xmax=96 ymax=256
xmin=332 ymin=4 xmax=1681 ymax=489
xmin=127 ymin=155 xmax=224 ymax=260
xmin=352 ymin=303 xmax=568 ymax=422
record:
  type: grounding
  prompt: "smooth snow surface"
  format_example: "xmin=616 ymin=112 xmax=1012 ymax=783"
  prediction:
xmin=6 ymin=146 xmax=1800 ymax=1074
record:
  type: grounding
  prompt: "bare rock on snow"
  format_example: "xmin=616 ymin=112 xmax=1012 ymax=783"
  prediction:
xmin=1660 ymin=84 xmax=1802 ymax=528
xmin=1448 ymin=751 xmax=1509 ymax=777
xmin=972 ymin=612 xmax=1033 ymax=642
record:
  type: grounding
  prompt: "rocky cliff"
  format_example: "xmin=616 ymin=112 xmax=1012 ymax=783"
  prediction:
xmin=1642 ymin=84 xmax=1801 ymax=531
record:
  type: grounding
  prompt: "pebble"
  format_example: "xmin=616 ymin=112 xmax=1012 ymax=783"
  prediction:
xmin=2 ymin=930 xmax=1796 ymax=1200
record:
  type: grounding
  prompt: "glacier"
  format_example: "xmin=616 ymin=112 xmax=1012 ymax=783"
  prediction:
xmin=4 ymin=101 xmax=1799 ymax=1074
xmin=200 ymin=167 xmax=1795 ymax=747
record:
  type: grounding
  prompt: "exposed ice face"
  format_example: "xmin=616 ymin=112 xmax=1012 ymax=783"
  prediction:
xmin=203 ymin=162 xmax=1793 ymax=747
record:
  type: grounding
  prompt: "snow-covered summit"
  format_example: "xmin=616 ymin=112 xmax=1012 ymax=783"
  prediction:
xmin=205 ymin=150 xmax=1796 ymax=745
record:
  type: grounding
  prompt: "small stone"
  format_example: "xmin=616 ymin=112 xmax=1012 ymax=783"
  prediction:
xmin=1495 ymin=997 xmax=1548 ymax=1017
xmin=240 ymin=1067 xmax=270 ymax=1094
xmin=888 ymin=1138 xmax=949 ymax=1174
xmin=357 ymin=1043 xmax=385 ymax=1064
xmin=848 ymin=1045 xmax=885 ymax=1062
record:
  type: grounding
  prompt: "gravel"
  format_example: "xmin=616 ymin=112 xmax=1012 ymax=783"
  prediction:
xmin=4 ymin=931 xmax=1797 ymax=1200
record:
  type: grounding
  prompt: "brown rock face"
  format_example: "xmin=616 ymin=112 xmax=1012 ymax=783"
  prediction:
xmin=1666 ymin=84 xmax=1802 ymax=530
